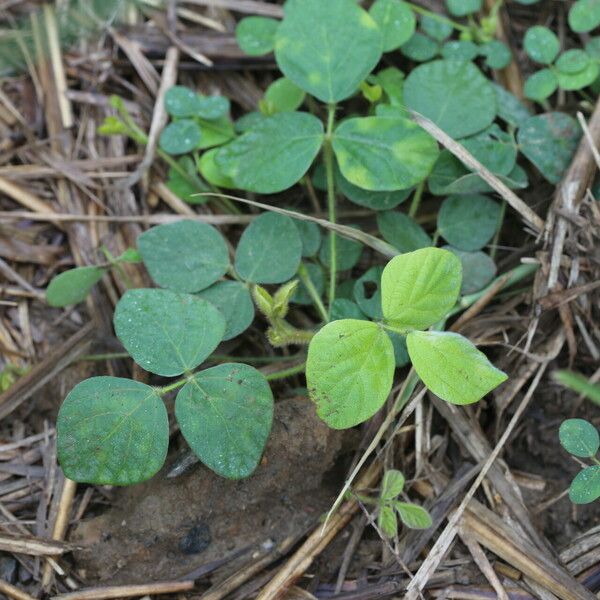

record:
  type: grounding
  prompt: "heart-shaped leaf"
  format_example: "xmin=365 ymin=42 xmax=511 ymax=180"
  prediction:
xmin=47 ymin=266 xmax=106 ymax=307
xmin=333 ymin=116 xmax=439 ymax=191
xmin=406 ymin=330 xmax=507 ymax=404
xmin=114 ymin=289 xmax=225 ymax=376
xmin=175 ymin=363 xmax=273 ymax=479
xmin=57 ymin=377 xmax=168 ymax=485
xmin=235 ymin=213 xmax=303 ymax=284
xmin=216 ymin=112 xmax=324 ymax=193
xmin=306 ymin=319 xmax=395 ymax=429
xmin=138 ymin=221 xmax=229 ymax=293
xmin=274 ymin=0 xmax=382 ymax=103
xmin=381 ymin=247 xmax=462 ymax=331
xmin=559 ymin=419 xmax=600 ymax=457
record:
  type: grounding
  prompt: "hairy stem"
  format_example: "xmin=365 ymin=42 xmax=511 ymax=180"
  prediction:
xmin=298 ymin=263 xmax=329 ymax=323
xmin=266 ymin=362 xmax=306 ymax=381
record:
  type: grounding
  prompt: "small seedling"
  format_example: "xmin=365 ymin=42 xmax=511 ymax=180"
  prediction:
xmin=376 ymin=470 xmax=432 ymax=536
xmin=559 ymin=419 xmax=600 ymax=504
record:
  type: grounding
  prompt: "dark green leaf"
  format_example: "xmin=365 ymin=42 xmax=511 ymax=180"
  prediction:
xmin=57 ymin=377 xmax=168 ymax=485
xmin=370 ymin=0 xmax=416 ymax=52
xmin=523 ymin=26 xmax=560 ymax=64
xmin=377 ymin=211 xmax=432 ymax=253
xmin=517 ymin=113 xmax=580 ymax=184
xmin=421 ymin=15 xmax=452 ymax=41
xmin=438 ymin=194 xmax=501 ymax=251
xmin=159 ymin=120 xmax=201 ymax=155
xmin=569 ymin=466 xmax=600 ymax=504
xmin=446 ymin=0 xmax=482 ymax=16
xmin=138 ymin=221 xmax=229 ymax=293
xmin=404 ymin=59 xmax=496 ymax=139
xmin=235 ymin=213 xmax=303 ymax=283
xmin=492 ymin=83 xmax=533 ymax=127
xmin=336 ymin=167 xmax=412 ymax=210
xmin=114 ymin=289 xmax=225 ymax=376
xmin=559 ymin=419 xmax=600 ymax=458
xmin=441 ymin=40 xmax=479 ymax=61
xmin=569 ymin=0 xmax=600 ymax=33
xmin=524 ymin=69 xmax=558 ymax=102
xmin=176 ymin=363 xmax=273 ymax=478
xmin=164 ymin=85 xmax=198 ymax=117
xmin=354 ymin=266 xmax=384 ymax=319
xmin=293 ymin=219 xmax=322 ymax=257
xmin=401 ymin=32 xmax=439 ymax=62
xmin=319 ymin=230 xmax=364 ymax=271
xmin=196 ymin=281 xmax=255 ymax=341
xmin=293 ymin=262 xmax=325 ymax=305
xmin=444 ymin=246 xmax=497 ymax=294
xmin=330 ymin=299 xmax=367 ymax=321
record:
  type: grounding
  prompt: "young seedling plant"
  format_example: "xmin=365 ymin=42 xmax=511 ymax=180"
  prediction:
xmin=50 ymin=0 xmax=538 ymax=489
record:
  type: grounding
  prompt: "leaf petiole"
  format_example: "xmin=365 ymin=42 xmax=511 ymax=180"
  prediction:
xmin=324 ymin=103 xmax=337 ymax=313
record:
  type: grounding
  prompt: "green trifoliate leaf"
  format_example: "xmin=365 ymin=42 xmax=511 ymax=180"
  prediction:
xmin=381 ymin=469 xmax=405 ymax=500
xmin=406 ymin=330 xmax=507 ymax=404
xmin=421 ymin=15 xmax=452 ymax=42
xmin=404 ymin=59 xmax=496 ymax=139
xmin=493 ymin=83 xmax=533 ymax=127
xmin=274 ymin=0 xmax=383 ymax=103
xmin=379 ymin=505 xmax=398 ymax=537
xmin=216 ymin=112 xmax=323 ymax=193
xmin=568 ymin=0 xmax=600 ymax=33
xmin=332 ymin=116 xmax=439 ymax=191
xmin=517 ymin=113 xmax=580 ymax=184
xmin=306 ymin=320 xmax=395 ymax=429
xmin=523 ymin=26 xmax=560 ymax=64
xmin=394 ymin=502 xmax=432 ymax=529
xmin=369 ymin=0 xmax=416 ymax=52
xmin=401 ymin=32 xmax=439 ymax=62
xmin=554 ymin=371 xmax=600 ymax=405
xmin=524 ymin=69 xmax=558 ymax=102
xmin=235 ymin=16 xmax=279 ymax=56
xmin=159 ymin=120 xmax=201 ymax=155
xmin=336 ymin=167 xmax=412 ymax=210
xmin=354 ymin=266 xmax=384 ymax=319
xmin=196 ymin=281 xmax=255 ymax=341
xmin=198 ymin=148 xmax=236 ymax=188
xmin=557 ymin=62 xmax=600 ymax=91
xmin=319 ymin=230 xmax=364 ymax=271
xmin=57 ymin=377 xmax=168 ymax=485
xmin=446 ymin=0 xmax=482 ymax=16
xmin=46 ymin=266 xmax=106 ymax=307
xmin=381 ymin=248 xmax=461 ymax=331
xmin=438 ymin=194 xmax=501 ymax=252
xmin=235 ymin=212 xmax=303 ymax=284
xmin=175 ymin=363 xmax=273 ymax=479
xmin=262 ymin=77 xmax=305 ymax=114
xmin=441 ymin=40 xmax=479 ymax=61
xmin=138 ymin=221 xmax=229 ymax=293
xmin=569 ymin=466 xmax=600 ymax=504
xmin=330 ymin=299 xmax=367 ymax=321
xmin=196 ymin=116 xmax=235 ymax=149
xmin=114 ymin=289 xmax=225 ymax=376
xmin=377 ymin=211 xmax=432 ymax=253
xmin=481 ymin=40 xmax=512 ymax=69
xmin=559 ymin=419 xmax=600 ymax=458
xmin=444 ymin=246 xmax=497 ymax=294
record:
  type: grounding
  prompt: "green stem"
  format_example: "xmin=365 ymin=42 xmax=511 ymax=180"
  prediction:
xmin=157 ymin=378 xmax=188 ymax=394
xmin=408 ymin=181 xmax=425 ymax=219
xmin=298 ymin=263 xmax=329 ymax=323
xmin=100 ymin=245 xmax=133 ymax=289
xmin=266 ymin=362 xmax=306 ymax=381
xmin=324 ymin=103 xmax=337 ymax=312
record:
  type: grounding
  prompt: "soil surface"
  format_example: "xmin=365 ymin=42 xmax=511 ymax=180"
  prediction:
xmin=70 ymin=397 xmax=349 ymax=584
